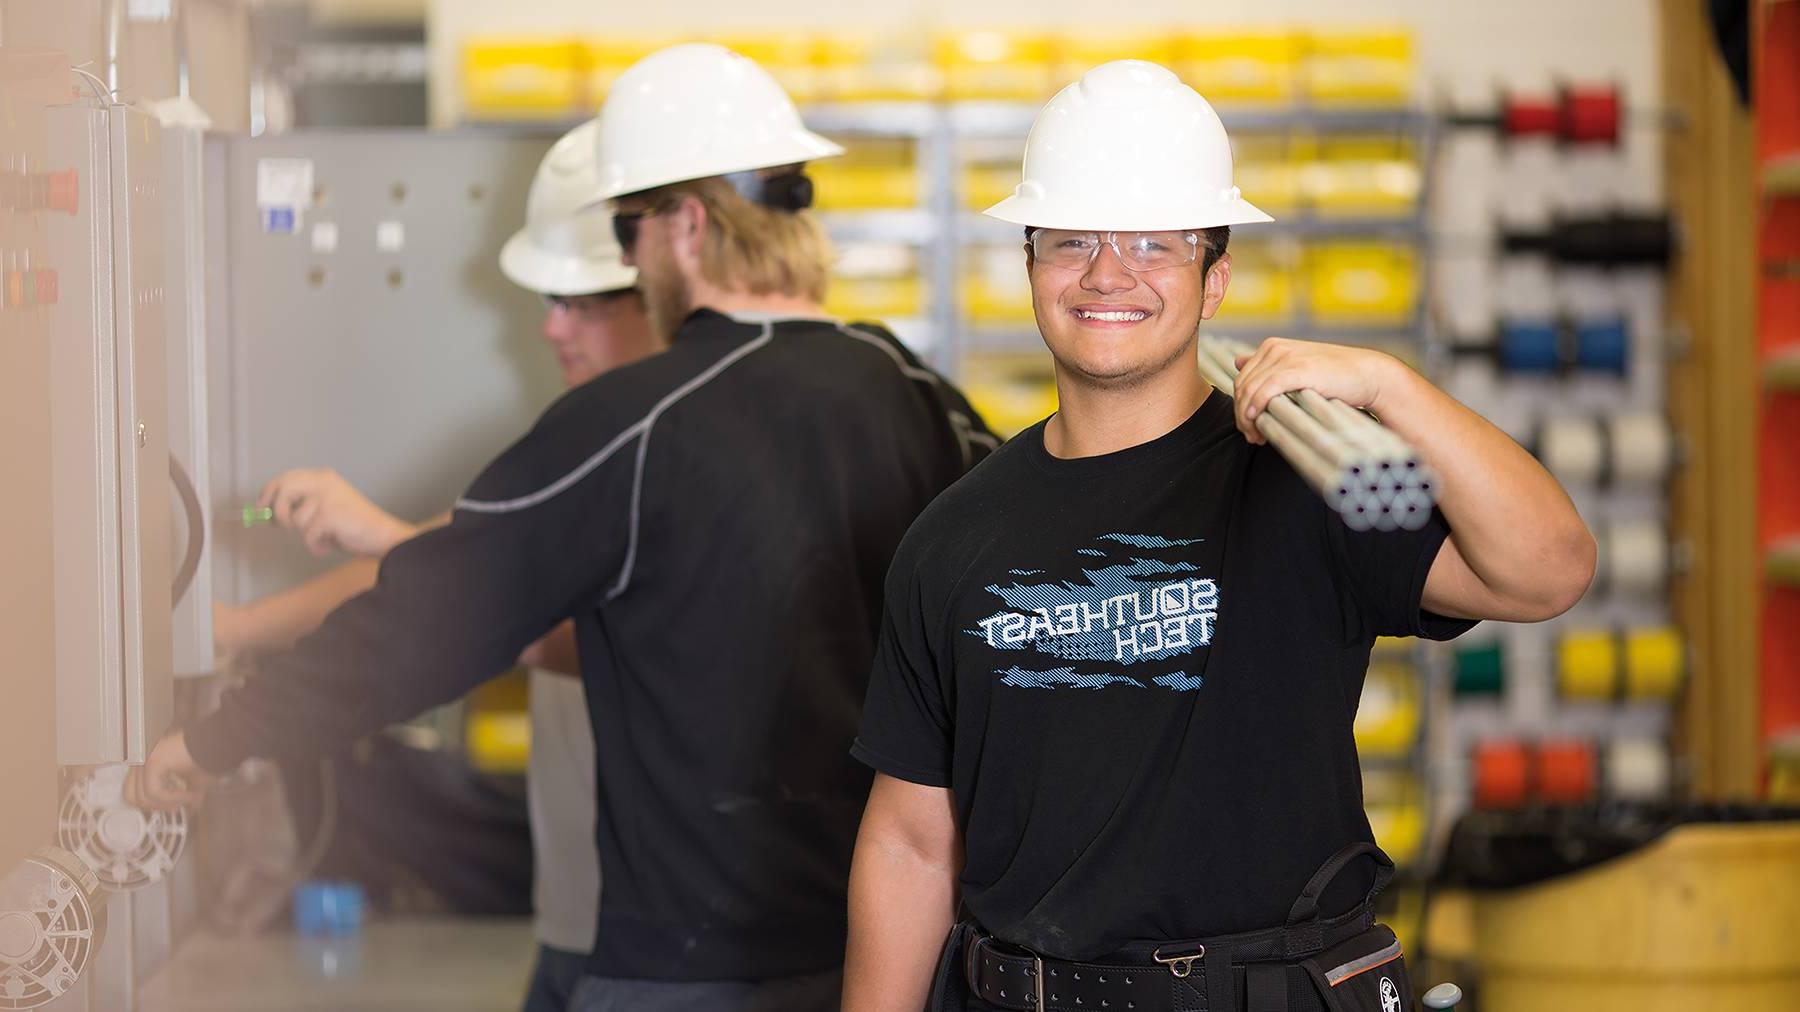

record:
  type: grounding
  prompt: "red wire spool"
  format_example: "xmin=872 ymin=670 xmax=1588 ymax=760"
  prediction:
xmin=1474 ymin=740 xmax=1533 ymax=809
xmin=1559 ymin=84 xmax=1622 ymax=146
xmin=1502 ymin=95 xmax=1560 ymax=138
xmin=1536 ymin=739 xmax=1599 ymax=804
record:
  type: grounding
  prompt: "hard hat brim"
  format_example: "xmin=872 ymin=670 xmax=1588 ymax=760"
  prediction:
xmin=499 ymin=228 xmax=639 ymax=297
xmin=590 ymin=131 xmax=846 ymax=205
xmin=981 ymin=193 xmax=1275 ymax=233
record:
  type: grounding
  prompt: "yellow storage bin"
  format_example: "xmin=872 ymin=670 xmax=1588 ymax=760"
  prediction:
xmin=962 ymin=163 xmax=1019 ymax=212
xmin=811 ymin=140 xmax=919 ymax=211
xmin=963 ymin=244 xmax=1035 ymax=325
xmin=1056 ymin=32 xmax=1173 ymax=87
xmin=828 ymin=243 xmax=921 ymax=320
xmin=1175 ymin=31 xmax=1300 ymax=106
xmin=1301 ymin=30 xmax=1414 ymax=107
xmin=582 ymin=36 xmax=679 ymax=108
xmin=462 ymin=37 xmax=584 ymax=120
xmin=1306 ymin=243 xmax=1416 ymax=325
xmin=1233 ymin=138 xmax=1302 ymax=216
xmin=826 ymin=275 xmax=923 ymax=321
xmin=1354 ymin=661 xmax=1421 ymax=759
xmin=1300 ymin=137 xmax=1421 ymax=218
xmin=1473 ymin=823 xmax=1800 ymax=1011
xmin=962 ymin=359 xmax=1058 ymax=438
xmin=711 ymin=33 xmax=823 ymax=105
xmin=816 ymin=34 xmax=940 ymax=102
xmin=935 ymin=30 xmax=1057 ymax=102
xmin=1214 ymin=241 xmax=1296 ymax=323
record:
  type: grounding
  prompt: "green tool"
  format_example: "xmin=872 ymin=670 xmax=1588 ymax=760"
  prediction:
xmin=242 ymin=505 xmax=274 ymax=528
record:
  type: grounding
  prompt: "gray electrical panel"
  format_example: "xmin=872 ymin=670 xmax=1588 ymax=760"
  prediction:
xmin=45 ymin=102 xmax=173 ymax=767
xmin=203 ymin=130 xmax=559 ymax=602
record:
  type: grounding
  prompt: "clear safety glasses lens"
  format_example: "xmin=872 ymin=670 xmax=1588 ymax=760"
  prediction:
xmin=1029 ymin=230 xmax=1202 ymax=272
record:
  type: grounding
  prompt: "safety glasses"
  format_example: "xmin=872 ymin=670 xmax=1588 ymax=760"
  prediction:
xmin=1028 ymin=229 xmax=1203 ymax=273
xmin=611 ymin=210 xmax=651 ymax=254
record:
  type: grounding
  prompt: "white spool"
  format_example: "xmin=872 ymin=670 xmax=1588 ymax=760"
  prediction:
xmin=1605 ymin=519 xmax=1670 ymax=597
xmin=58 ymin=765 xmax=188 ymax=892
xmin=1606 ymin=738 xmax=1672 ymax=801
xmin=1609 ymin=412 xmax=1674 ymax=485
xmin=1540 ymin=416 xmax=1605 ymax=484
xmin=0 ymin=848 xmax=105 ymax=1009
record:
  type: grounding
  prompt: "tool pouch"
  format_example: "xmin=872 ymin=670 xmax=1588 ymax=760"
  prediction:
xmin=1297 ymin=922 xmax=1411 ymax=1012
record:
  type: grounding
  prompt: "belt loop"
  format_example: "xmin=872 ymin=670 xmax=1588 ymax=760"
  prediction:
xmin=1204 ymin=942 xmax=1234 ymax=1012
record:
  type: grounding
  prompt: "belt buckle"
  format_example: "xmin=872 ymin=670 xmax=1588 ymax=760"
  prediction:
xmin=1031 ymin=954 xmax=1046 ymax=1011
xmin=1153 ymin=943 xmax=1206 ymax=979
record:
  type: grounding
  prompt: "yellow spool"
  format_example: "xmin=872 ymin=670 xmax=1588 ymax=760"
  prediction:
xmin=1354 ymin=662 xmax=1420 ymax=758
xmin=466 ymin=712 xmax=531 ymax=774
xmin=1624 ymin=627 xmax=1684 ymax=699
xmin=1558 ymin=631 xmax=1618 ymax=699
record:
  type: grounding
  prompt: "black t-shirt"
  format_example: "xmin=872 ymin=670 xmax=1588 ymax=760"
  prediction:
xmin=853 ymin=392 xmax=1473 ymax=960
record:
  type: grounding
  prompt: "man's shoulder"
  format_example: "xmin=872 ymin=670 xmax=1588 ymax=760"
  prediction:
xmin=894 ymin=429 xmax=1032 ymax=559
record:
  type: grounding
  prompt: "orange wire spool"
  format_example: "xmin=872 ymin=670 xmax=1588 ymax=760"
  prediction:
xmin=1536 ymin=739 xmax=1598 ymax=804
xmin=1473 ymin=740 xmax=1532 ymax=809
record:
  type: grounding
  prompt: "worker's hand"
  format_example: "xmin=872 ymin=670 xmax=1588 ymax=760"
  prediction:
xmin=1231 ymin=339 xmax=1405 ymax=445
xmin=122 ymin=730 xmax=216 ymax=811
xmin=259 ymin=468 xmax=416 ymax=558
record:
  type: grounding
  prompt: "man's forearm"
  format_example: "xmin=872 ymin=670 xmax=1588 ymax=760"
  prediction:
xmin=217 ymin=557 xmax=382 ymax=653
xmin=843 ymin=829 xmax=960 ymax=1011
xmin=1372 ymin=363 xmax=1594 ymax=617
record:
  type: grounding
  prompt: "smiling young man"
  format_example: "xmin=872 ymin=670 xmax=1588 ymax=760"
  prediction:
xmin=843 ymin=61 xmax=1595 ymax=1012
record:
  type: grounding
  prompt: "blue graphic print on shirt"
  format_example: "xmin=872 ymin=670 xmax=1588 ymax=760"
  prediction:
xmin=965 ymin=534 xmax=1219 ymax=692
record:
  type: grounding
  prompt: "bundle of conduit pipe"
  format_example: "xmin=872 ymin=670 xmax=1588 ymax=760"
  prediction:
xmin=1197 ymin=336 xmax=1439 ymax=532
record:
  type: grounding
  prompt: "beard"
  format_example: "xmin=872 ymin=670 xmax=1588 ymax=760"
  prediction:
xmin=639 ymin=250 xmax=693 ymax=345
xmin=1049 ymin=329 xmax=1199 ymax=393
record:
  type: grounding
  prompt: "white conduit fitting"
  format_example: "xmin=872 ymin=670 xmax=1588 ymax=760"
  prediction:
xmin=1198 ymin=335 xmax=1439 ymax=531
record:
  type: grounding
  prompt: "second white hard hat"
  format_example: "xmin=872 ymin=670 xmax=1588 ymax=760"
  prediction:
xmin=592 ymin=42 xmax=844 ymax=202
xmin=500 ymin=119 xmax=638 ymax=296
xmin=984 ymin=60 xmax=1273 ymax=232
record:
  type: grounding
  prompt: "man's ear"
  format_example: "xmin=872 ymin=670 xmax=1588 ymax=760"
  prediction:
xmin=670 ymin=195 xmax=708 ymax=271
xmin=1199 ymin=252 xmax=1232 ymax=321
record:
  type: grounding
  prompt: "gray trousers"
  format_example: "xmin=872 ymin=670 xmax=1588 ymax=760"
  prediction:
xmin=567 ymin=969 xmax=842 ymax=1012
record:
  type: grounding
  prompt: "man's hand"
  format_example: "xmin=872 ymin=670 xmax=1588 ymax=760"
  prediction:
xmin=259 ymin=468 xmax=417 ymax=558
xmin=122 ymin=730 xmax=217 ymax=811
xmin=1230 ymin=338 xmax=1405 ymax=445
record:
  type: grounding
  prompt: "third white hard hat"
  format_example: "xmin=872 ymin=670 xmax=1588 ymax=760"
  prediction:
xmin=983 ymin=60 xmax=1273 ymax=232
xmin=500 ymin=119 xmax=637 ymax=296
xmin=591 ymin=42 xmax=844 ymax=202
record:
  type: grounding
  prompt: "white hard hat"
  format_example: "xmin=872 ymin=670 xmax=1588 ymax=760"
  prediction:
xmin=591 ymin=42 xmax=844 ymax=201
xmin=984 ymin=60 xmax=1273 ymax=232
xmin=500 ymin=119 xmax=637 ymax=296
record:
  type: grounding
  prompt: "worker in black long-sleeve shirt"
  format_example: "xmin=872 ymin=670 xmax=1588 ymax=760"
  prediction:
xmin=127 ymin=42 xmax=995 ymax=1012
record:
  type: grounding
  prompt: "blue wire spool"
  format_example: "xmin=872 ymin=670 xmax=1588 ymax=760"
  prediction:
xmin=1498 ymin=319 xmax=1562 ymax=373
xmin=1573 ymin=316 xmax=1631 ymax=374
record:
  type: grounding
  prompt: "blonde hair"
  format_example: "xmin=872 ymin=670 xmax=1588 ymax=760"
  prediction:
xmin=639 ymin=174 xmax=831 ymax=303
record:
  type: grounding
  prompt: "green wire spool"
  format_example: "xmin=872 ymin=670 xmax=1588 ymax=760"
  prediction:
xmin=1454 ymin=641 xmax=1505 ymax=696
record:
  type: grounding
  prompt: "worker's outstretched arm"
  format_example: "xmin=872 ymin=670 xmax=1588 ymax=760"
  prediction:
xmin=126 ymin=400 xmax=637 ymax=809
xmin=843 ymin=774 xmax=962 ymax=1012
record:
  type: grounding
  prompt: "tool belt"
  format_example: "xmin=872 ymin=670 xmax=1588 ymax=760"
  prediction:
xmin=945 ymin=843 xmax=1411 ymax=1012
